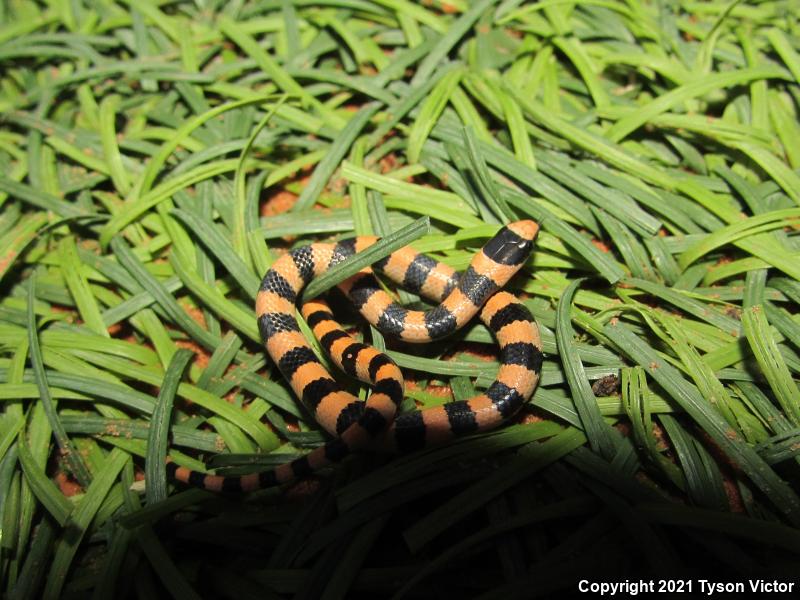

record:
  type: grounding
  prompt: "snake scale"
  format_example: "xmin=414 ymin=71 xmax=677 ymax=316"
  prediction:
xmin=166 ymin=220 xmax=543 ymax=492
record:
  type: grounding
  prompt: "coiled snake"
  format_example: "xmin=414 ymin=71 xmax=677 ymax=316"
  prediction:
xmin=167 ymin=220 xmax=543 ymax=491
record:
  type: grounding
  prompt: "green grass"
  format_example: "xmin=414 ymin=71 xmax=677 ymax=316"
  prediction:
xmin=1 ymin=1 xmax=800 ymax=598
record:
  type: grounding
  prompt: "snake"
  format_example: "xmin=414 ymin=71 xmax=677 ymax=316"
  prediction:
xmin=166 ymin=220 xmax=543 ymax=492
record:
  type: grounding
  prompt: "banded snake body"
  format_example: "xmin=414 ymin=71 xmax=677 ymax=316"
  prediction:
xmin=167 ymin=220 xmax=543 ymax=492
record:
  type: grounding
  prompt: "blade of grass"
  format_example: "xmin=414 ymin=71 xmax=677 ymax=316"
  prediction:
xmin=0 ymin=175 xmax=89 ymax=219
xmin=218 ymin=16 xmax=344 ymax=127
xmin=110 ymin=236 xmax=219 ymax=350
xmin=171 ymin=208 xmax=261 ymax=299
xmin=98 ymin=94 xmax=132 ymax=195
xmin=15 ymin=428 xmax=71 ymax=526
xmin=557 ymin=279 xmax=616 ymax=459
xmin=407 ymin=68 xmax=463 ymax=164
xmin=59 ymin=236 xmax=109 ymax=338
xmin=27 ymin=276 xmax=92 ymax=487
xmin=411 ymin=0 xmax=496 ymax=85
xmin=303 ymin=216 xmax=430 ymax=299
xmin=293 ymin=102 xmax=381 ymax=212
xmin=742 ymin=305 xmax=800 ymax=426
xmin=605 ymin=66 xmax=788 ymax=142
xmin=145 ymin=348 xmax=193 ymax=505
xmin=0 ymin=212 xmax=47 ymax=284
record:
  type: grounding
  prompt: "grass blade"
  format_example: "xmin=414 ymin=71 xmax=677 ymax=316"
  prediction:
xmin=27 ymin=276 xmax=92 ymax=487
xmin=293 ymin=102 xmax=381 ymax=211
xmin=303 ymin=216 xmax=430 ymax=299
xmin=145 ymin=349 xmax=193 ymax=505
xmin=556 ymin=279 xmax=616 ymax=459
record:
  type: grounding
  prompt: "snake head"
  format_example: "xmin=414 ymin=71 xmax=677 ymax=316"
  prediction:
xmin=482 ymin=220 xmax=539 ymax=265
